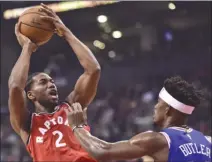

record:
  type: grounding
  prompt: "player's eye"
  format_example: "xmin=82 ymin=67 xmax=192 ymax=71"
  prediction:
xmin=39 ymin=79 xmax=47 ymax=84
xmin=50 ymin=79 xmax=55 ymax=83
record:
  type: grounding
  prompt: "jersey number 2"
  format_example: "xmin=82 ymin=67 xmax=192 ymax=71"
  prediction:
xmin=52 ymin=130 xmax=66 ymax=148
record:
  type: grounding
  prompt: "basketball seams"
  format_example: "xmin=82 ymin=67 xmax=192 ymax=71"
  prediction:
xmin=19 ymin=12 xmax=55 ymax=32
xmin=20 ymin=12 xmax=47 ymax=18
xmin=21 ymin=22 xmax=54 ymax=32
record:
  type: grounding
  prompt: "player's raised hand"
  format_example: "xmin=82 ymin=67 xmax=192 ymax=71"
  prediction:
xmin=39 ymin=3 xmax=69 ymax=37
xmin=15 ymin=22 xmax=38 ymax=52
xmin=65 ymin=102 xmax=86 ymax=129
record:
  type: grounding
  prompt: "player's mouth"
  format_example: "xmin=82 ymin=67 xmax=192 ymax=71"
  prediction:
xmin=49 ymin=89 xmax=58 ymax=99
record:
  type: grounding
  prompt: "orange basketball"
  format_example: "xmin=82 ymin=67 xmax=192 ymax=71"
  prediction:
xmin=18 ymin=6 xmax=55 ymax=44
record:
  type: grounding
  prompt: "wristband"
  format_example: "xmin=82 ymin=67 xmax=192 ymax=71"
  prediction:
xmin=72 ymin=125 xmax=84 ymax=132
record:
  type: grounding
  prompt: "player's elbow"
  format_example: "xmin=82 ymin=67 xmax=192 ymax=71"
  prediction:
xmin=95 ymin=64 xmax=101 ymax=71
xmin=91 ymin=65 xmax=101 ymax=75
xmin=85 ymin=63 xmax=101 ymax=75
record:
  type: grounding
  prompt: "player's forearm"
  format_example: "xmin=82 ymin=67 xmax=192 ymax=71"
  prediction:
xmin=8 ymin=45 xmax=33 ymax=89
xmin=74 ymin=128 xmax=144 ymax=161
xmin=64 ymin=31 xmax=100 ymax=74
xmin=73 ymin=128 xmax=111 ymax=161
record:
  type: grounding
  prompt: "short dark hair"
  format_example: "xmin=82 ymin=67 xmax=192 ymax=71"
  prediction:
xmin=25 ymin=72 xmax=42 ymax=112
xmin=25 ymin=72 xmax=42 ymax=93
xmin=164 ymin=76 xmax=202 ymax=107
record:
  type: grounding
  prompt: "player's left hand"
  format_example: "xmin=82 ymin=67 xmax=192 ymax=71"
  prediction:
xmin=15 ymin=22 xmax=38 ymax=52
xmin=39 ymin=3 xmax=69 ymax=37
xmin=65 ymin=103 xmax=86 ymax=129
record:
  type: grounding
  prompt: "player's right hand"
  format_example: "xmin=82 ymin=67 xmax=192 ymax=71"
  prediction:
xmin=65 ymin=103 xmax=86 ymax=129
xmin=15 ymin=22 xmax=38 ymax=52
xmin=39 ymin=3 xmax=69 ymax=37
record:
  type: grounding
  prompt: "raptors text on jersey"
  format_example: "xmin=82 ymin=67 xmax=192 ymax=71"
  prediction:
xmin=26 ymin=102 xmax=96 ymax=162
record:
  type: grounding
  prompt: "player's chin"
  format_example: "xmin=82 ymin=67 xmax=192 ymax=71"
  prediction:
xmin=153 ymin=115 xmax=158 ymax=123
xmin=152 ymin=114 xmax=155 ymax=120
xmin=48 ymin=95 xmax=59 ymax=103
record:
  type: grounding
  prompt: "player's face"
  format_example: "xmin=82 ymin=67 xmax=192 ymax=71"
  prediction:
xmin=30 ymin=73 xmax=59 ymax=107
xmin=153 ymin=98 xmax=169 ymax=126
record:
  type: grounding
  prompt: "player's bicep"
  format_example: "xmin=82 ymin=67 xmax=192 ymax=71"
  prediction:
xmin=130 ymin=131 xmax=168 ymax=157
xmin=66 ymin=70 xmax=100 ymax=108
xmin=8 ymin=86 xmax=29 ymax=134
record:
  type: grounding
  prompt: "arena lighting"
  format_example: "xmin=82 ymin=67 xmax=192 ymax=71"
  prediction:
xmin=3 ymin=1 xmax=119 ymax=19
xmin=108 ymin=51 xmax=116 ymax=58
xmin=168 ymin=2 xmax=176 ymax=10
xmin=165 ymin=31 xmax=173 ymax=41
xmin=112 ymin=30 xmax=122 ymax=39
xmin=93 ymin=40 xmax=105 ymax=50
xmin=97 ymin=15 xmax=108 ymax=23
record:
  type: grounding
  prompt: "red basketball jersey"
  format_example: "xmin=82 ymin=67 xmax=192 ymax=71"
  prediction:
xmin=26 ymin=102 xmax=97 ymax=162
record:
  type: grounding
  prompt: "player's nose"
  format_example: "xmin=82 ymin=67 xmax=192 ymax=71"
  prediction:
xmin=48 ymin=82 xmax=56 ymax=89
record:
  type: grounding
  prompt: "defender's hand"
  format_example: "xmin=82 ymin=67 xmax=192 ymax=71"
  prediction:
xmin=40 ymin=3 xmax=69 ymax=37
xmin=65 ymin=103 xmax=86 ymax=129
xmin=15 ymin=22 xmax=38 ymax=52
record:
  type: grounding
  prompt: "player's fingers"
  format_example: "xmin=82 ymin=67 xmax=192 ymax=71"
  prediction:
xmin=74 ymin=104 xmax=82 ymax=118
xmin=40 ymin=16 xmax=57 ymax=23
xmin=15 ymin=22 xmax=21 ymax=35
xmin=40 ymin=3 xmax=54 ymax=14
xmin=15 ymin=24 xmax=18 ymax=35
xmin=72 ymin=103 xmax=78 ymax=112
xmin=40 ymin=3 xmax=51 ymax=10
xmin=39 ymin=7 xmax=54 ymax=17
xmin=83 ymin=107 xmax=87 ymax=114
xmin=75 ymin=103 xmax=83 ymax=112
xmin=68 ymin=105 xmax=74 ymax=112
xmin=83 ymin=107 xmax=88 ymax=121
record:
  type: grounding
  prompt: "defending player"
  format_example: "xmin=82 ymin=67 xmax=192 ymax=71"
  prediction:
xmin=8 ymin=4 xmax=100 ymax=162
xmin=67 ymin=76 xmax=211 ymax=162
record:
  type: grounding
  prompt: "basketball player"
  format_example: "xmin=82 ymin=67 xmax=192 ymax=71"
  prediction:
xmin=8 ymin=4 xmax=100 ymax=162
xmin=67 ymin=76 xmax=211 ymax=162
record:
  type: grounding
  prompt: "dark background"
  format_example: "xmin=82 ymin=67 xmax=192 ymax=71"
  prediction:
xmin=1 ymin=1 xmax=211 ymax=162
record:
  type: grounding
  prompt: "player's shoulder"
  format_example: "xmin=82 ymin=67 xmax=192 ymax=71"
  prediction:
xmin=130 ymin=130 xmax=166 ymax=146
xmin=58 ymin=101 xmax=71 ymax=109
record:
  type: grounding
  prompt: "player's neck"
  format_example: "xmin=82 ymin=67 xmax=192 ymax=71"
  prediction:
xmin=162 ymin=117 xmax=187 ymax=129
xmin=34 ymin=102 xmax=56 ymax=113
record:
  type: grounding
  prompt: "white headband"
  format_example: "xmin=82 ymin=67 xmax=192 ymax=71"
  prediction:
xmin=159 ymin=87 xmax=195 ymax=114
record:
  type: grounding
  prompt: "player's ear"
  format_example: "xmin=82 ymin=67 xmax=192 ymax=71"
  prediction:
xmin=27 ymin=91 xmax=36 ymax=101
xmin=165 ymin=105 xmax=171 ymax=116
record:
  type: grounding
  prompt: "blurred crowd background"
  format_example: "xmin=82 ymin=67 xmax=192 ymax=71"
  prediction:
xmin=1 ymin=1 xmax=211 ymax=162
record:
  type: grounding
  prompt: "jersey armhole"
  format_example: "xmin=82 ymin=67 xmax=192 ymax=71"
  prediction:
xmin=63 ymin=101 xmax=71 ymax=106
xmin=62 ymin=101 xmax=73 ymax=110
xmin=160 ymin=132 xmax=171 ymax=148
xmin=26 ymin=113 xmax=34 ymax=145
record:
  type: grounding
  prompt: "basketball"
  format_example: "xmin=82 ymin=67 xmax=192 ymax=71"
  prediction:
xmin=18 ymin=6 xmax=55 ymax=44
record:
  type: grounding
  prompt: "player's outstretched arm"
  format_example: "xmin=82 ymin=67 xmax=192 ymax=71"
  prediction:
xmin=8 ymin=22 xmax=38 ymax=142
xmin=65 ymin=103 xmax=167 ymax=161
xmin=40 ymin=3 xmax=101 ymax=108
